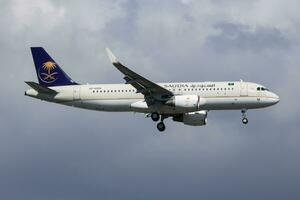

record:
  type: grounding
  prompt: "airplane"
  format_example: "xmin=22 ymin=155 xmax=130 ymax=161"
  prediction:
xmin=25 ymin=47 xmax=280 ymax=132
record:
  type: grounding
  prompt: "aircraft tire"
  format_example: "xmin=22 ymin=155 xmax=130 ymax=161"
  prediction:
xmin=242 ymin=117 xmax=248 ymax=124
xmin=157 ymin=122 xmax=166 ymax=132
xmin=151 ymin=112 xmax=160 ymax=122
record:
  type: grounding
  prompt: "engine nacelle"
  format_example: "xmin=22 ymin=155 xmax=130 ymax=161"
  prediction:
xmin=173 ymin=111 xmax=208 ymax=126
xmin=165 ymin=95 xmax=205 ymax=110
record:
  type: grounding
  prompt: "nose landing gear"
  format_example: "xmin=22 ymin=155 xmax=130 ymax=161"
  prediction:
xmin=241 ymin=109 xmax=248 ymax=124
xmin=242 ymin=117 xmax=248 ymax=124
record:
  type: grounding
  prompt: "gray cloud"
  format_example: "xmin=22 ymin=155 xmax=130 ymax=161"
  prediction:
xmin=206 ymin=23 xmax=291 ymax=52
xmin=0 ymin=0 xmax=300 ymax=199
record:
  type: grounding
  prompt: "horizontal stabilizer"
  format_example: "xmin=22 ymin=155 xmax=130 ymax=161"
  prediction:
xmin=25 ymin=81 xmax=57 ymax=94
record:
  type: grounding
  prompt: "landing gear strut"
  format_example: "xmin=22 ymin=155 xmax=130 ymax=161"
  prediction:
xmin=241 ymin=109 xmax=248 ymax=124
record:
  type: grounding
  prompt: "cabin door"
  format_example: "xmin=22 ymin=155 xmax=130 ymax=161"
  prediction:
xmin=240 ymin=82 xmax=248 ymax=97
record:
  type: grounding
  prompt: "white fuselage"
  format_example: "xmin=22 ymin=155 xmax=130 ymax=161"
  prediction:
xmin=25 ymin=81 xmax=279 ymax=114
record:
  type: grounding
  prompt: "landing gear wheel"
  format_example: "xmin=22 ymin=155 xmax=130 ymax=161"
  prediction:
xmin=242 ymin=117 xmax=248 ymax=124
xmin=241 ymin=109 xmax=248 ymax=124
xmin=151 ymin=112 xmax=160 ymax=122
xmin=157 ymin=122 xmax=166 ymax=132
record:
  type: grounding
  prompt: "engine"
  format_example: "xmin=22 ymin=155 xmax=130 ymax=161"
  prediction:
xmin=173 ymin=111 xmax=208 ymax=126
xmin=165 ymin=95 xmax=205 ymax=110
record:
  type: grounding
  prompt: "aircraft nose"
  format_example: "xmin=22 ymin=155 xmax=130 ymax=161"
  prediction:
xmin=271 ymin=92 xmax=280 ymax=104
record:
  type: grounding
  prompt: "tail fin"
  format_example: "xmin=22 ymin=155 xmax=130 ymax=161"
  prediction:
xmin=30 ymin=47 xmax=78 ymax=87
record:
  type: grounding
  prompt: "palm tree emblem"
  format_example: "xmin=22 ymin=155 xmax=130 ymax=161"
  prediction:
xmin=39 ymin=61 xmax=58 ymax=83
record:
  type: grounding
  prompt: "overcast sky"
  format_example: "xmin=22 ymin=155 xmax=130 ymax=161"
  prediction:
xmin=0 ymin=0 xmax=300 ymax=199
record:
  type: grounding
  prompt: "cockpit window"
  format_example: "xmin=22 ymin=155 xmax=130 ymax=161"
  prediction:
xmin=257 ymin=87 xmax=269 ymax=91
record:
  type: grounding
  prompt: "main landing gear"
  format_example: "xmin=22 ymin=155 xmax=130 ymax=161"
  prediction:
xmin=241 ymin=109 xmax=248 ymax=124
xmin=151 ymin=112 xmax=160 ymax=122
xmin=150 ymin=112 xmax=166 ymax=132
xmin=157 ymin=121 xmax=166 ymax=132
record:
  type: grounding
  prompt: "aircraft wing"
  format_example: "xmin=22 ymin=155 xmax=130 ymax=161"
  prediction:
xmin=105 ymin=48 xmax=173 ymax=101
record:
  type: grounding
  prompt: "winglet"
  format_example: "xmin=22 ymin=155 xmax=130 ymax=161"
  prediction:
xmin=105 ymin=48 xmax=118 ymax=64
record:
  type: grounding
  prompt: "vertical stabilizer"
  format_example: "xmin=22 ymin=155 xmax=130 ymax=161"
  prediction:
xmin=30 ymin=47 xmax=78 ymax=87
